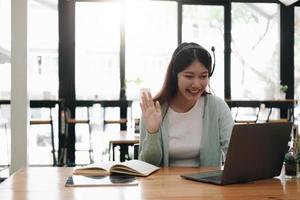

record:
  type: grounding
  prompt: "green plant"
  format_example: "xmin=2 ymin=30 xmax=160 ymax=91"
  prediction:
xmin=296 ymin=152 xmax=300 ymax=163
xmin=280 ymin=84 xmax=288 ymax=93
xmin=284 ymin=151 xmax=300 ymax=165
xmin=125 ymin=77 xmax=143 ymax=86
xmin=295 ymin=133 xmax=300 ymax=154
xmin=284 ymin=152 xmax=297 ymax=165
xmin=284 ymin=152 xmax=299 ymax=176
xmin=291 ymin=127 xmax=300 ymax=164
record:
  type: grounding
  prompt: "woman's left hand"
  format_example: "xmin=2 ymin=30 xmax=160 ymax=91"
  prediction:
xmin=140 ymin=91 xmax=162 ymax=134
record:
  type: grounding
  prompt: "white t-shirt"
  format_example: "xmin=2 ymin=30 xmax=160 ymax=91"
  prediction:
xmin=168 ymin=97 xmax=204 ymax=167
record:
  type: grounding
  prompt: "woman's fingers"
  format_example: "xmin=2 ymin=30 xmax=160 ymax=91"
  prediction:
xmin=145 ymin=92 xmax=154 ymax=107
xmin=140 ymin=93 xmax=162 ymax=134
xmin=140 ymin=92 xmax=152 ymax=114
xmin=140 ymin=102 xmax=145 ymax=113
xmin=141 ymin=91 xmax=154 ymax=108
xmin=155 ymin=100 xmax=161 ymax=112
xmin=148 ymin=92 xmax=154 ymax=103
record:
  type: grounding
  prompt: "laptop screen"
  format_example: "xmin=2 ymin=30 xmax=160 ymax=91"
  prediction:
xmin=181 ymin=122 xmax=293 ymax=185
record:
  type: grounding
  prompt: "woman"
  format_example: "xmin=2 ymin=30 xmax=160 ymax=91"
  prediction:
xmin=138 ymin=42 xmax=234 ymax=167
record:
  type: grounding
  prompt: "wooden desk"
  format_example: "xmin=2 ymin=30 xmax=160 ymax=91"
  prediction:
xmin=0 ymin=167 xmax=299 ymax=200
xmin=109 ymin=131 xmax=139 ymax=162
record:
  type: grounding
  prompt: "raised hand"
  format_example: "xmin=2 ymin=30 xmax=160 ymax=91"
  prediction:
xmin=140 ymin=91 xmax=162 ymax=134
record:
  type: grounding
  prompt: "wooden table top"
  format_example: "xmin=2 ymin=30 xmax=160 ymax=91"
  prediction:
xmin=109 ymin=130 xmax=140 ymax=145
xmin=0 ymin=167 xmax=299 ymax=200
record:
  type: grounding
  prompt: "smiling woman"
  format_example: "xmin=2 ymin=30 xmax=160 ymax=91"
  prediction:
xmin=138 ymin=42 xmax=234 ymax=167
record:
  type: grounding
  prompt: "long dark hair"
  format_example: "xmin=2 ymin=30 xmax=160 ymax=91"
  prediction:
xmin=154 ymin=42 xmax=213 ymax=105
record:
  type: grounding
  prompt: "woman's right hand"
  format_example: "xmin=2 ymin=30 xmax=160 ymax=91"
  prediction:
xmin=140 ymin=91 xmax=162 ymax=134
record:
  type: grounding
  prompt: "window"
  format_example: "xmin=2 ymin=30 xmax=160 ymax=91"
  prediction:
xmin=28 ymin=0 xmax=59 ymax=100
xmin=295 ymin=7 xmax=300 ymax=99
xmin=182 ymin=5 xmax=224 ymax=98
xmin=0 ymin=0 xmax=10 ymax=100
xmin=231 ymin=3 xmax=280 ymax=100
xmin=76 ymin=2 xmax=121 ymax=100
xmin=28 ymin=0 xmax=59 ymax=165
xmin=294 ymin=7 xmax=300 ymax=121
xmin=0 ymin=0 xmax=10 ymax=168
xmin=125 ymin=1 xmax=177 ymax=100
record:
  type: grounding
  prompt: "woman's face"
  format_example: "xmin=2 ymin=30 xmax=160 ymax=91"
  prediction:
xmin=176 ymin=60 xmax=209 ymax=104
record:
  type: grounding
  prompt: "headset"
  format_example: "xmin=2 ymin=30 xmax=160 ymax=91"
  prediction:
xmin=159 ymin=44 xmax=216 ymax=125
xmin=172 ymin=44 xmax=216 ymax=77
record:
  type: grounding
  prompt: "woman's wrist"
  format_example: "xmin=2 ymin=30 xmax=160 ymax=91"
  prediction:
xmin=146 ymin=128 xmax=159 ymax=134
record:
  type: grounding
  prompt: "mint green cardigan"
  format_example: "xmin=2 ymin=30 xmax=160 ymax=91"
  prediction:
xmin=138 ymin=95 xmax=234 ymax=167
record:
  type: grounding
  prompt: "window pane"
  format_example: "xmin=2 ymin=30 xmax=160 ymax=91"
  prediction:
xmin=125 ymin=1 xmax=177 ymax=100
xmin=0 ymin=0 xmax=10 ymax=99
xmin=29 ymin=106 xmax=59 ymax=165
xmin=295 ymin=7 xmax=300 ymax=99
xmin=76 ymin=2 xmax=121 ymax=100
xmin=28 ymin=0 xmax=59 ymax=100
xmin=182 ymin=5 xmax=224 ymax=98
xmin=0 ymin=104 xmax=10 ymax=166
xmin=231 ymin=3 xmax=280 ymax=100
xmin=294 ymin=7 xmax=300 ymax=121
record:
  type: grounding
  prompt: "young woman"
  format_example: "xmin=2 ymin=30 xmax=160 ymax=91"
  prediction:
xmin=138 ymin=42 xmax=234 ymax=167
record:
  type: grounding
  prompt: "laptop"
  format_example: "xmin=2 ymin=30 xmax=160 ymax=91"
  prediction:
xmin=181 ymin=122 xmax=293 ymax=185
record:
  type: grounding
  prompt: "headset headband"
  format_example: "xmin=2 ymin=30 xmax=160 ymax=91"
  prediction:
xmin=173 ymin=44 xmax=216 ymax=77
xmin=173 ymin=45 xmax=206 ymax=59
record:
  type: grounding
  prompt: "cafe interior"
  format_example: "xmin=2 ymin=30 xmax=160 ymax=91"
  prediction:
xmin=1 ymin=0 xmax=300 ymax=182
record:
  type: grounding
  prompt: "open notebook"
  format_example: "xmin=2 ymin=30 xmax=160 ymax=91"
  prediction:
xmin=181 ymin=122 xmax=293 ymax=185
xmin=73 ymin=159 xmax=159 ymax=177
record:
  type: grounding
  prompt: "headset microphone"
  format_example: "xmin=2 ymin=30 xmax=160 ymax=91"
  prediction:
xmin=210 ymin=46 xmax=216 ymax=77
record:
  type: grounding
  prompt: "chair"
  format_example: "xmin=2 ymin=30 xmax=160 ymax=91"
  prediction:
xmin=264 ymin=107 xmax=289 ymax=123
xmin=226 ymin=100 xmax=296 ymax=124
xmin=108 ymin=130 xmax=139 ymax=162
xmin=232 ymin=107 xmax=261 ymax=124
xmin=104 ymin=118 xmax=128 ymax=131
xmin=133 ymin=143 xmax=139 ymax=159
xmin=29 ymin=107 xmax=56 ymax=166
xmin=101 ymin=100 xmax=133 ymax=161
xmin=0 ymin=177 xmax=6 ymax=183
xmin=65 ymin=106 xmax=93 ymax=164
xmin=101 ymin=100 xmax=133 ymax=131
xmin=109 ymin=118 xmax=141 ymax=162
